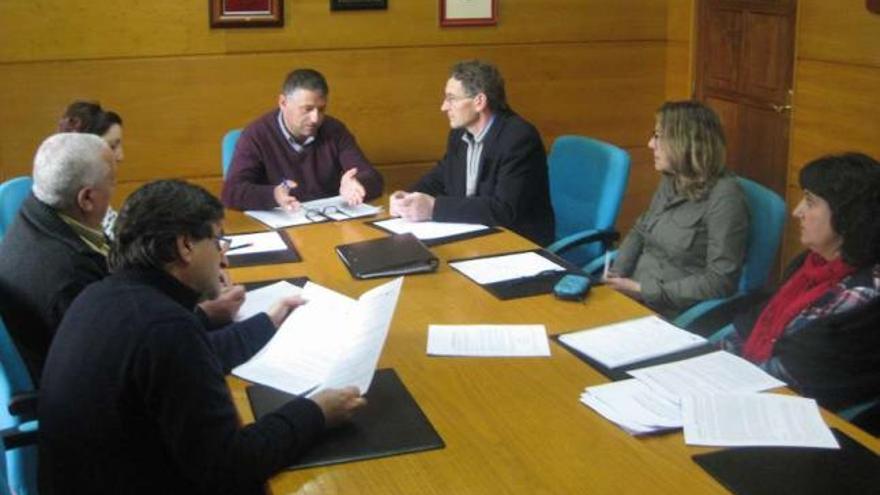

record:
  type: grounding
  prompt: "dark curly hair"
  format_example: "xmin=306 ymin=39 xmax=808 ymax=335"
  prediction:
xmin=108 ymin=180 xmax=224 ymax=272
xmin=58 ymin=101 xmax=123 ymax=136
xmin=799 ymin=152 xmax=880 ymax=268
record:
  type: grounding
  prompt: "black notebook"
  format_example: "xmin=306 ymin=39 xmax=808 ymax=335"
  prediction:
xmin=242 ymin=277 xmax=308 ymax=291
xmin=693 ymin=428 xmax=880 ymax=495
xmin=225 ymin=230 xmax=301 ymax=268
xmin=448 ymin=249 xmax=582 ymax=300
xmin=247 ymin=368 xmax=445 ymax=470
xmin=336 ymin=233 xmax=438 ymax=279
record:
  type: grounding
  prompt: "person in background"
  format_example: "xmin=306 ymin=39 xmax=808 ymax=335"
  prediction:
xmin=389 ymin=60 xmax=554 ymax=245
xmin=221 ymin=68 xmax=383 ymax=211
xmin=606 ymin=100 xmax=749 ymax=318
xmin=39 ymin=179 xmax=366 ymax=494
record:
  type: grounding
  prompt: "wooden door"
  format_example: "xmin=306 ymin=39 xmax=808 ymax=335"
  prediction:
xmin=694 ymin=0 xmax=796 ymax=195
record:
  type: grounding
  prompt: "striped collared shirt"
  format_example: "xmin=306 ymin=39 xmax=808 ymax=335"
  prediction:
xmin=461 ymin=116 xmax=495 ymax=197
xmin=59 ymin=212 xmax=110 ymax=257
xmin=277 ymin=111 xmax=315 ymax=153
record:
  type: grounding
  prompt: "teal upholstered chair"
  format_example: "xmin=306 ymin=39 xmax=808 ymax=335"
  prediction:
xmin=0 ymin=177 xmax=33 ymax=240
xmin=0 ymin=316 xmax=37 ymax=495
xmin=221 ymin=129 xmax=242 ymax=178
xmin=545 ymin=136 xmax=631 ymax=267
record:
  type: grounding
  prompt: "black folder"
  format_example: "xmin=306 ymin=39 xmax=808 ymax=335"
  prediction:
xmin=367 ymin=220 xmax=501 ymax=246
xmin=448 ymin=249 xmax=582 ymax=300
xmin=225 ymin=230 xmax=301 ymax=268
xmin=692 ymin=428 xmax=880 ymax=495
xmin=247 ymin=368 xmax=445 ymax=470
xmin=552 ymin=334 xmax=716 ymax=381
xmin=336 ymin=233 xmax=438 ymax=279
xmin=242 ymin=277 xmax=308 ymax=291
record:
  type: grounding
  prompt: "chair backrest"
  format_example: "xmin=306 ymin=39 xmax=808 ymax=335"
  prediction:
xmin=0 ymin=317 xmax=36 ymax=495
xmin=0 ymin=177 xmax=33 ymax=239
xmin=221 ymin=129 xmax=242 ymax=178
xmin=548 ymin=135 xmax=630 ymax=265
xmin=736 ymin=177 xmax=787 ymax=293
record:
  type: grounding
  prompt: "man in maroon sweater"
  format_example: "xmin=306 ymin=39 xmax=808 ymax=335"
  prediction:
xmin=221 ymin=68 xmax=383 ymax=211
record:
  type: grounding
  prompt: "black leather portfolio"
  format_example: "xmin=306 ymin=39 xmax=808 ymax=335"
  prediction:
xmin=553 ymin=335 xmax=716 ymax=381
xmin=367 ymin=220 xmax=501 ymax=246
xmin=225 ymin=230 xmax=301 ymax=268
xmin=692 ymin=428 xmax=880 ymax=495
xmin=448 ymin=249 xmax=582 ymax=300
xmin=247 ymin=368 xmax=445 ymax=470
xmin=336 ymin=233 xmax=438 ymax=279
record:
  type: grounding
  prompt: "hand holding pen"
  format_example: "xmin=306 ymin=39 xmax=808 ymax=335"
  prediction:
xmin=273 ymin=178 xmax=301 ymax=211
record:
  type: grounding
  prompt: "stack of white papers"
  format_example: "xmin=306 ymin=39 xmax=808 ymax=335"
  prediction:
xmin=580 ymin=379 xmax=682 ymax=435
xmin=426 ymin=325 xmax=551 ymax=357
xmin=449 ymin=251 xmax=565 ymax=285
xmin=682 ymin=393 xmax=839 ymax=449
xmin=235 ymin=281 xmax=302 ymax=322
xmin=558 ymin=316 xmax=707 ymax=369
xmin=225 ymin=231 xmax=289 ymax=256
xmin=374 ymin=218 xmax=489 ymax=241
xmin=233 ymin=277 xmax=403 ymax=396
xmin=246 ymin=195 xmax=382 ymax=229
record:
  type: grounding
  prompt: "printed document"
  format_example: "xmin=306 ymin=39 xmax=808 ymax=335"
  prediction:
xmin=225 ymin=231 xmax=289 ymax=255
xmin=235 ymin=281 xmax=302 ymax=322
xmin=580 ymin=379 xmax=682 ymax=435
xmin=427 ymin=325 xmax=551 ymax=357
xmin=682 ymin=393 xmax=839 ymax=449
xmin=449 ymin=251 xmax=565 ymax=285
xmin=628 ymin=351 xmax=786 ymax=403
xmin=374 ymin=217 xmax=489 ymax=241
xmin=246 ymin=196 xmax=382 ymax=229
xmin=558 ymin=316 xmax=707 ymax=369
xmin=232 ymin=278 xmax=403 ymax=396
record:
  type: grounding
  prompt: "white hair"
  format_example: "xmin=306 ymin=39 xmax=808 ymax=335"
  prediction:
xmin=32 ymin=133 xmax=111 ymax=210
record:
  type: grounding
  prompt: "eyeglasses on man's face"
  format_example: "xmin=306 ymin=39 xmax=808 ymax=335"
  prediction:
xmin=214 ymin=234 xmax=232 ymax=252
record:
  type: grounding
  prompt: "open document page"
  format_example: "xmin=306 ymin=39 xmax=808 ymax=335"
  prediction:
xmin=235 ymin=280 xmax=302 ymax=322
xmin=580 ymin=379 xmax=682 ymax=435
xmin=225 ymin=231 xmax=289 ymax=255
xmin=374 ymin=217 xmax=489 ymax=241
xmin=682 ymin=393 xmax=839 ymax=449
xmin=627 ymin=351 xmax=786 ymax=403
xmin=449 ymin=251 xmax=565 ymax=285
xmin=558 ymin=316 xmax=707 ymax=369
xmin=427 ymin=325 xmax=551 ymax=357
xmin=245 ymin=195 xmax=382 ymax=229
xmin=233 ymin=278 xmax=403 ymax=396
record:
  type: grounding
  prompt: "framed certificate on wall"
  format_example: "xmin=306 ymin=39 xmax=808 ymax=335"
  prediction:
xmin=440 ymin=0 xmax=497 ymax=27
xmin=209 ymin=0 xmax=284 ymax=28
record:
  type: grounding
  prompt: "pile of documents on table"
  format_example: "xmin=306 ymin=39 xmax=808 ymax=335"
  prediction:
xmin=563 ymin=316 xmax=839 ymax=449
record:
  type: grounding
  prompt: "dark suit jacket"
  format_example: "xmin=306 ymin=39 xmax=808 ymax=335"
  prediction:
xmin=412 ymin=111 xmax=555 ymax=245
xmin=0 ymin=194 xmax=108 ymax=381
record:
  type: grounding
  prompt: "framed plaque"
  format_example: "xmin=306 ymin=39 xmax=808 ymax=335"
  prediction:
xmin=440 ymin=0 xmax=497 ymax=27
xmin=209 ymin=0 xmax=284 ymax=28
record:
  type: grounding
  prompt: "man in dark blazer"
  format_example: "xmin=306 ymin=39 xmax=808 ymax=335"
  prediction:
xmin=389 ymin=60 xmax=554 ymax=245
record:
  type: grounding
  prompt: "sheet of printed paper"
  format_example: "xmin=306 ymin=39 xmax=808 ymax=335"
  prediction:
xmin=427 ymin=325 xmax=551 ymax=357
xmin=225 ymin=231 xmax=289 ymax=255
xmin=374 ymin=217 xmax=489 ymax=240
xmin=682 ymin=393 xmax=839 ymax=449
xmin=449 ymin=252 xmax=565 ymax=285
xmin=558 ymin=316 xmax=706 ymax=368
xmin=628 ymin=351 xmax=786 ymax=403
xmin=235 ymin=281 xmax=302 ymax=322
xmin=580 ymin=379 xmax=682 ymax=435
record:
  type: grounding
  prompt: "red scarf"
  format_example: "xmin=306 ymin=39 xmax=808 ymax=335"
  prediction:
xmin=743 ymin=251 xmax=854 ymax=363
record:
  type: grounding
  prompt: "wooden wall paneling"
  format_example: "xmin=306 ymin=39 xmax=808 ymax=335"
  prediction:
xmin=0 ymin=1 xmax=666 ymax=63
xmin=797 ymin=0 xmax=880 ymax=66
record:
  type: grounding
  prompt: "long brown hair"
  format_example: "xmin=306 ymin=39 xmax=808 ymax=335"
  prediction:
xmin=656 ymin=101 xmax=727 ymax=200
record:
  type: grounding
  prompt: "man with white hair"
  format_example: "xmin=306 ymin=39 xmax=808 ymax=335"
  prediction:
xmin=0 ymin=133 xmax=290 ymax=383
xmin=0 ymin=133 xmax=115 ymax=380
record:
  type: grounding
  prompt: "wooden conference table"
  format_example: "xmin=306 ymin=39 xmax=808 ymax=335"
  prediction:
xmin=222 ymin=209 xmax=879 ymax=495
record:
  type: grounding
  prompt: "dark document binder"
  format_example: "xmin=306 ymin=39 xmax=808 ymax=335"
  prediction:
xmin=242 ymin=277 xmax=308 ymax=291
xmin=247 ymin=368 xmax=445 ymax=470
xmin=336 ymin=233 xmax=438 ymax=279
xmin=225 ymin=230 xmax=301 ymax=268
xmin=448 ymin=249 xmax=582 ymax=300
xmin=692 ymin=428 xmax=880 ymax=495
xmin=553 ymin=335 xmax=715 ymax=381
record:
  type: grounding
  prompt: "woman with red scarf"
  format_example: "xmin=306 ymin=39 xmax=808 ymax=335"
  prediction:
xmin=715 ymin=153 xmax=880 ymax=415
